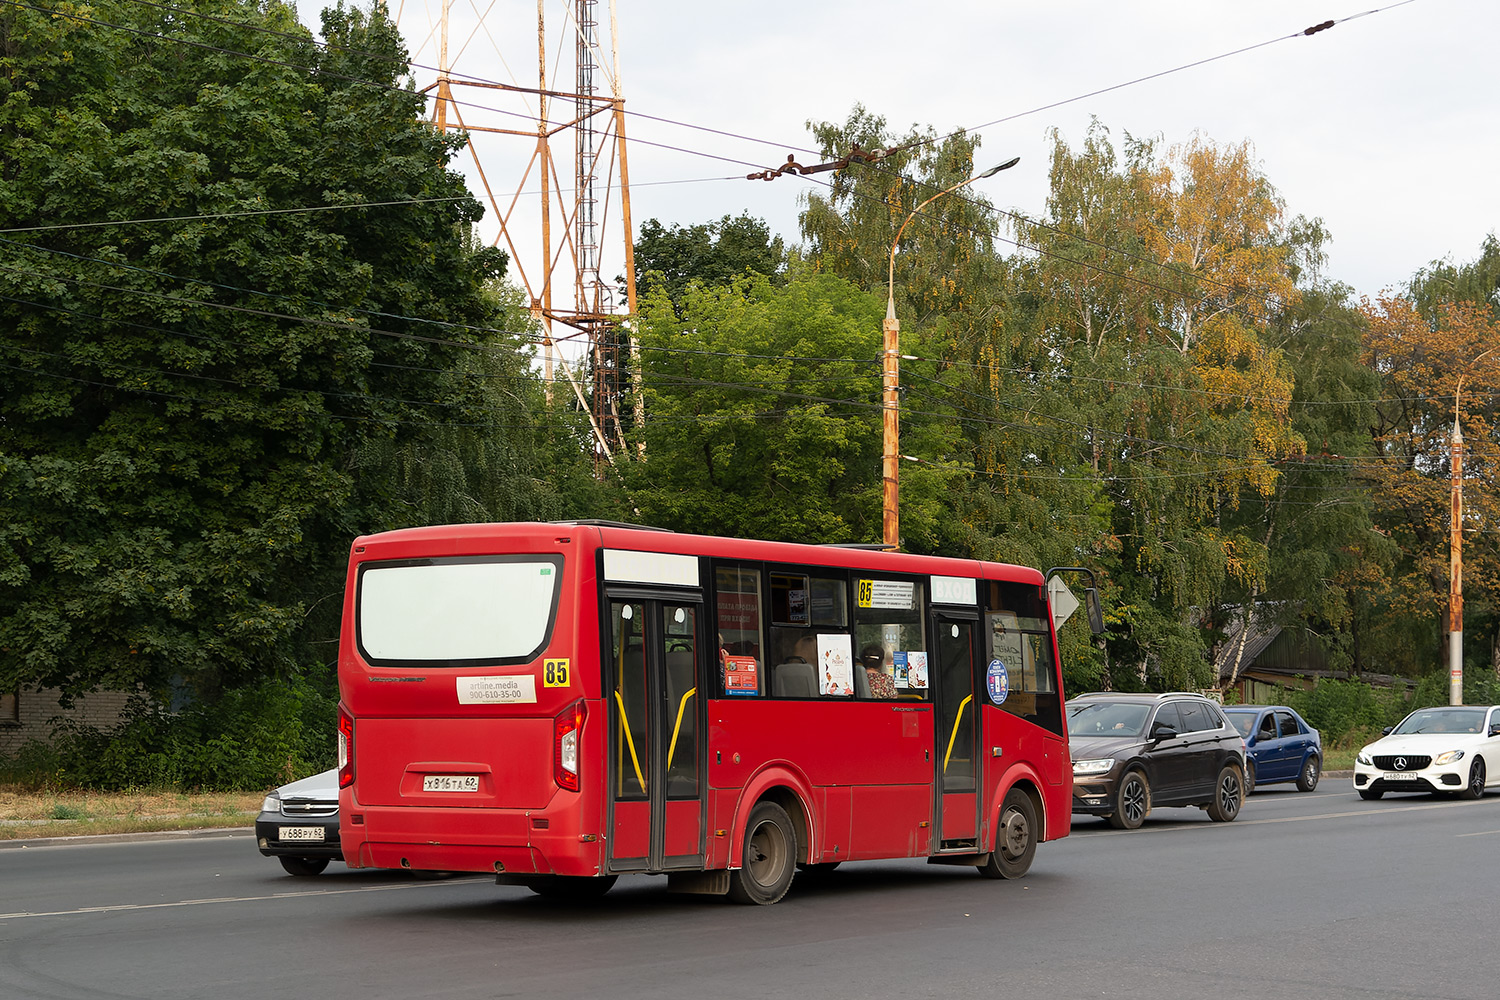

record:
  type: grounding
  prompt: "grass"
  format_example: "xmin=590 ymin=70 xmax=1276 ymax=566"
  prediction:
xmin=1322 ymin=745 xmax=1358 ymax=771
xmin=1318 ymin=727 xmax=1389 ymax=772
xmin=0 ymin=787 xmax=263 ymax=841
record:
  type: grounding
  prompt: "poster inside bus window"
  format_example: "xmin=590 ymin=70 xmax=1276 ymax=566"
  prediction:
xmin=817 ymin=633 xmax=854 ymax=696
xmin=723 ymin=655 xmax=760 ymax=695
xmin=894 ymin=650 xmax=928 ymax=689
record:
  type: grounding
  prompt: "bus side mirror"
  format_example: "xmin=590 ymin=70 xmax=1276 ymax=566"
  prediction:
xmin=1085 ymin=588 xmax=1105 ymax=634
xmin=1045 ymin=567 xmax=1106 ymax=635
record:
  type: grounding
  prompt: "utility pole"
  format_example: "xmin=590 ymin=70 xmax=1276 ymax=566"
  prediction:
xmin=1450 ymin=409 xmax=1464 ymax=706
xmin=881 ymin=158 xmax=1018 ymax=549
xmin=1449 ymin=348 xmax=1497 ymax=705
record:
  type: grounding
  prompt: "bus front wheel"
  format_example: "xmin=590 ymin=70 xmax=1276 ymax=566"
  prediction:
xmin=727 ymin=801 xmax=797 ymax=905
xmin=978 ymin=787 xmax=1038 ymax=880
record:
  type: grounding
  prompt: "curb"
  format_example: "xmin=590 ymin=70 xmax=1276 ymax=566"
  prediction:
xmin=0 ymin=826 xmax=252 ymax=851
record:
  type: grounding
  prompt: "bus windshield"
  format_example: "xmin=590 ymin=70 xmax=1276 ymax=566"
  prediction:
xmin=357 ymin=557 xmax=562 ymax=665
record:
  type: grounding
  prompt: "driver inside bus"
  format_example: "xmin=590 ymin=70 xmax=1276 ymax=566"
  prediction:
xmin=860 ymin=644 xmax=897 ymax=700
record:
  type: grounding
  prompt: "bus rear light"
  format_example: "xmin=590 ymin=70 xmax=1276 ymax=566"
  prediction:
xmin=554 ymin=700 xmax=587 ymax=791
xmin=338 ymin=706 xmax=355 ymax=789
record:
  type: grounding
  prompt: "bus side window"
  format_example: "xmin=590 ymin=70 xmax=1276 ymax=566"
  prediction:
xmin=766 ymin=627 xmax=816 ymax=698
xmin=852 ymin=578 xmax=928 ymax=701
xmin=985 ymin=580 xmax=1064 ymax=737
xmin=715 ymin=562 xmax=765 ymax=696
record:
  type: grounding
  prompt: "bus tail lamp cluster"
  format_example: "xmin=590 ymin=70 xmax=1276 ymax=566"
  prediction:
xmin=338 ymin=705 xmax=355 ymax=789
xmin=554 ymin=700 xmax=587 ymax=791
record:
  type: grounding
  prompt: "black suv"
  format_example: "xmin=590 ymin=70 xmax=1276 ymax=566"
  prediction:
xmin=1067 ymin=692 xmax=1246 ymax=829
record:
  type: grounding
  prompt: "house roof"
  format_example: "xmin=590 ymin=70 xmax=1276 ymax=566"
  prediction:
xmin=1215 ymin=609 xmax=1283 ymax=682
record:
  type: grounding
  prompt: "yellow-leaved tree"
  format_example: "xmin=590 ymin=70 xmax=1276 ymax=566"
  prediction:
xmin=1364 ymin=297 xmax=1500 ymax=644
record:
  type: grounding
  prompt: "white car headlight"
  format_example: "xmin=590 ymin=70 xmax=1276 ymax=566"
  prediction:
xmin=261 ymin=794 xmax=281 ymax=813
xmin=1072 ymin=757 xmax=1115 ymax=775
xmin=1356 ymin=750 xmax=1372 ymax=765
xmin=1434 ymin=750 xmax=1466 ymax=766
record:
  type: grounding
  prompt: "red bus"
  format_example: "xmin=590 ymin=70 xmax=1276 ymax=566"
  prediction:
xmin=337 ymin=521 xmax=1085 ymax=904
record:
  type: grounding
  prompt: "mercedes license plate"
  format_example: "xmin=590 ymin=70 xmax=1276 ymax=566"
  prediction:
xmin=423 ymin=774 xmax=479 ymax=792
xmin=279 ymin=826 xmax=326 ymax=841
xmin=1383 ymin=772 xmax=1419 ymax=781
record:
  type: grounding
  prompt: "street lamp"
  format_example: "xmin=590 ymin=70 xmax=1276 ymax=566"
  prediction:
xmin=1449 ymin=346 xmax=1498 ymax=705
xmin=881 ymin=157 xmax=1018 ymax=549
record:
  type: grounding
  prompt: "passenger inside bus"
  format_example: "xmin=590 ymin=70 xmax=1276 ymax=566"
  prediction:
xmin=860 ymin=644 xmax=897 ymax=699
xmin=769 ymin=633 xmax=816 ymax=697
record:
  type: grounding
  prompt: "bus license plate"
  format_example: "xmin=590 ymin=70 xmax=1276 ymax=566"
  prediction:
xmin=423 ymin=775 xmax=479 ymax=792
xmin=279 ymin=826 xmax=326 ymax=841
xmin=1383 ymin=772 xmax=1419 ymax=781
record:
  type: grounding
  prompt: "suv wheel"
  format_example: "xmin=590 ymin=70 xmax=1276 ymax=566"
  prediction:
xmin=1106 ymin=770 xmax=1149 ymax=830
xmin=1205 ymin=764 xmax=1243 ymax=822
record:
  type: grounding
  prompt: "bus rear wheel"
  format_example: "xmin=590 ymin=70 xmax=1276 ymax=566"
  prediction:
xmin=728 ymin=801 xmax=797 ymax=905
xmin=978 ymin=788 xmax=1038 ymax=880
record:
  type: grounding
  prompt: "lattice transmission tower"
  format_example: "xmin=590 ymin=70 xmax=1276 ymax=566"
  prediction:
xmin=400 ymin=0 xmax=640 ymax=468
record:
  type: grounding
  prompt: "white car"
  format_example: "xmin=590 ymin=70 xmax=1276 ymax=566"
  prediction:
xmin=1353 ymin=705 xmax=1500 ymax=801
xmin=255 ymin=768 xmax=341 ymax=875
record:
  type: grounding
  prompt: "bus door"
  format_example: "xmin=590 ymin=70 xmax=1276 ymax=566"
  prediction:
xmin=605 ymin=595 xmax=706 ymax=873
xmin=933 ymin=612 xmax=981 ymax=848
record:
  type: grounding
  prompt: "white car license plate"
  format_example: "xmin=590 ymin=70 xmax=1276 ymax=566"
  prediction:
xmin=423 ymin=774 xmax=480 ymax=792
xmin=279 ymin=826 xmax=326 ymax=841
xmin=1383 ymin=772 xmax=1419 ymax=781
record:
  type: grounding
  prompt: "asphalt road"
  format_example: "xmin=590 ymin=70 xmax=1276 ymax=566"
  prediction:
xmin=3 ymin=782 xmax=1498 ymax=1000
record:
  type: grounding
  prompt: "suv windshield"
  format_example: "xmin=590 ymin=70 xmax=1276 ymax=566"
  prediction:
xmin=1067 ymin=701 xmax=1150 ymax=738
xmin=357 ymin=556 xmax=563 ymax=665
xmin=1391 ymin=707 xmax=1487 ymax=736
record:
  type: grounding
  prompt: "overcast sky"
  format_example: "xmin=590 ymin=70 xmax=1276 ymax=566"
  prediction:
xmin=329 ymin=0 xmax=1494 ymax=303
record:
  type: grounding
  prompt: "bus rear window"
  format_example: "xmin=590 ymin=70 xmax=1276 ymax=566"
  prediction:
xmin=356 ymin=556 xmax=563 ymax=666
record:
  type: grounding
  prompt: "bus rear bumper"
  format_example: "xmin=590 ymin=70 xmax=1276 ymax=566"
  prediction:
xmin=341 ymin=804 xmax=604 ymax=877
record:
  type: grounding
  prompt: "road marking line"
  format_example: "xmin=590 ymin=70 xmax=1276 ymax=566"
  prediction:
xmin=1455 ymin=828 xmax=1500 ymax=837
xmin=0 ymin=877 xmax=490 ymax=921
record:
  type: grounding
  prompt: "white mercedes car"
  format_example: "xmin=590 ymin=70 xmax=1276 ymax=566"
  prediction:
xmin=1353 ymin=705 xmax=1500 ymax=801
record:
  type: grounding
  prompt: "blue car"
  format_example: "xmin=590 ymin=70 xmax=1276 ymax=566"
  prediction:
xmin=1223 ymin=706 xmax=1322 ymax=794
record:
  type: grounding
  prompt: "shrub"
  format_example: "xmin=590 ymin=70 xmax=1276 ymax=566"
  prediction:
xmin=1281 ymin=678 xmax=1409 ymax=739
xmin=1 ymin=672 xmax=337 ymax=792
xmin=1270 ymin=672 xmax=1500 ymax=747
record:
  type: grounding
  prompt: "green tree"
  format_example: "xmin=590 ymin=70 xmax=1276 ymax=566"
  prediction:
xmin=0 ymin=1 xmax=531 ymax=703
xmin=1408 ymin=233 xmax=1500 ymax=320
xmin=1362 ymin=290 xmax=1500 ymax=678
xmin=625 ymin=269 xmax=935 ymax=544
xmin=797 ymin=106 xmax=998 ymax=553
xmin=632 ymin=213 xmax=787 ymax=309
xmin=1000 ymin=124 xmax=1309 ymax=690
xmin=360 ymin=279 xmax=623 ymax=530
xmin=1220 ymin=285 xmax=1391 ymax=683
